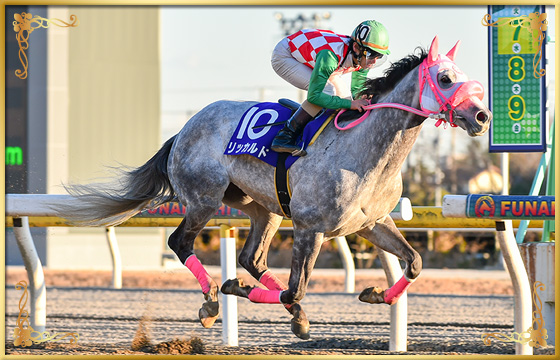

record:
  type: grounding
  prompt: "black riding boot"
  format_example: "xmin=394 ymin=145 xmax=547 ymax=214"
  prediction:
xmin=271 ymin=107 xmax=314 ymax=156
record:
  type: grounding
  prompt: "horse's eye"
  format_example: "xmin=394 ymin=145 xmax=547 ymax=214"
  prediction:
xmin=438 ymin=71 xmax=456 ymax=89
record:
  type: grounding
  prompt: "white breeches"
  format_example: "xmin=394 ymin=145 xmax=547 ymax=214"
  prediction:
xmin=271 ymin=38 xmax=352 ymax=102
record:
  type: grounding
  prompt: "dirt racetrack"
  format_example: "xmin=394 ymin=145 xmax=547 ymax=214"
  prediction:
xmin=5 ymin=267 xmax=556 ymax=356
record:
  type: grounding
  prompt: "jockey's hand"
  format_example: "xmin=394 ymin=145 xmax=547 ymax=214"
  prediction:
xmin=350 ymin=99 xmax=370 ymax=112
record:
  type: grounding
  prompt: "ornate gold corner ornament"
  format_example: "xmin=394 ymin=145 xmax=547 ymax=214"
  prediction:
xmin=12 ymin=12 xmax=79 ymax=79
xmin=482 ymin=12 xmax=547 ymax=78
xmin=482 ymin=281 xmax=548 ymax=348
xmin=13 ymin=281 xmax=79 ymax=347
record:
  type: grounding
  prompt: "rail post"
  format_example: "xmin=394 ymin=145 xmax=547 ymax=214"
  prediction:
xmin=220 ymin=224 xmax=239 ymax=346
xmin=105 ymin=227 xmax=122 ymax=289
xmin=495 ymin=220 xmax=532 ymax=355
xmin=378 ymin=249 xmax=407 ymax=352
xmin=334 ymin=236 xmax=355 ymax=293
xmin=12 ymin=216 xmax=47 ymax=333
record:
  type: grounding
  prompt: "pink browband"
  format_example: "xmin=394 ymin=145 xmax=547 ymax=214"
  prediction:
xmin=334 ymin=55 xmax=483 ymax=131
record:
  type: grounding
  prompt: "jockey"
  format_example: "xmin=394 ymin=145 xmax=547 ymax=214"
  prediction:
xmin=271 ymin=20 xmax=390 ymax=156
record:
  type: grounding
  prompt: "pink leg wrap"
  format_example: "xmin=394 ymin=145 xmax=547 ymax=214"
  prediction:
xmin=185 ymin=255 xmax=213 ymax=294
xmin=259 ymin=270 xmax=288 ymax=291
xmin=248 ymin=287 xmax=283 ymax=304
xmin=384 ymin=275 xmax=414 ymax=305
xmin=259 ymin=271 xmax=292 ymax=309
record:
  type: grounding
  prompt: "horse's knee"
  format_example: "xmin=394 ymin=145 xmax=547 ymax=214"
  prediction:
xmin=406 ymin=252 xmax=422 ymax=280
xmin=238 ymin=248 xmax=266 ymax=278
xmin=167 ymin=229 xmax=181 ymax=253
xmin=280 ymin=287 xmax=305 ymax=305
xmin=238 ymin=250 xmax=254 ymax=272
xmin=167 ymin=226 xmax=193 ymax=264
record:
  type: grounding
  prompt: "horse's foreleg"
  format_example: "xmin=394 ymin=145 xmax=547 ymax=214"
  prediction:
xmin=225 ymin=197 xmax=312 ymax=336
xmin=168 ymin=216 xmax=220 ymax=328
xmin=357 ymin=215 xmax=422 ymax=305
xmin=236 ymin=212 xmax=294 ymax=306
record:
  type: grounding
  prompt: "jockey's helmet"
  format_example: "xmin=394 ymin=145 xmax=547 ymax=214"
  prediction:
xmin=351 ymin=20 xmax=390 ymax=56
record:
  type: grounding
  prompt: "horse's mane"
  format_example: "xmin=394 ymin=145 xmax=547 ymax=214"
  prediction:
xmin=359 ymin=47 xmax=428 ymax=99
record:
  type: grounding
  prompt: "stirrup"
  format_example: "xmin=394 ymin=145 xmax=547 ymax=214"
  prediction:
xmin=290 ymin=144 xmax=307 ymax=157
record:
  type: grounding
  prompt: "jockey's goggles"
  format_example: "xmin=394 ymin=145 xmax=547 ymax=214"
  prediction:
xmin=364 ymin=52 xmax=387 ymax=69
xmin=363 ymin=47 xmax=383 ymax=60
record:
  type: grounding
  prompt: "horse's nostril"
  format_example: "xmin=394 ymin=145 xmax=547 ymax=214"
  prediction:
xmin=476 ymin=111 xmax=489 ymax=123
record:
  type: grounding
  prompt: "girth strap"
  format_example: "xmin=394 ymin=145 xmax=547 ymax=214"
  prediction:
xmin=274 ymin=153 xmax=291 ymax=218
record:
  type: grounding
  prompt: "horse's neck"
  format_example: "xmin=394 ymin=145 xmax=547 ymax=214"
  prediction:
xmin=353 ymin=68 xmax=424 ymax=177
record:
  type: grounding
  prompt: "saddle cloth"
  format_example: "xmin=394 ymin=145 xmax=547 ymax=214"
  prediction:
xmin=224 ymin=102 xmax=333 ymax=169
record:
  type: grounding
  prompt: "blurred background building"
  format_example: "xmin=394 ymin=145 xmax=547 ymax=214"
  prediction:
xmin=6 ymin=6 xmax=162 ymax=268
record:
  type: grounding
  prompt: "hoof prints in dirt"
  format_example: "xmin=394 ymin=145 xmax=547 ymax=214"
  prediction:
xmin=136 ymin=338 xmax=205 ymax=355
xmin=130 ymin=313 xmax=205 ymax=355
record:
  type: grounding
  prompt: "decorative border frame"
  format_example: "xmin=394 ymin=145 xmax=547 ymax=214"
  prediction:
xmin=12 ymin=12 xmax=78 ymax=79
xmin=482 ymin=281 xmax=548 ymax=348
xmin=12 ymin=281 xmax=79 ymax=347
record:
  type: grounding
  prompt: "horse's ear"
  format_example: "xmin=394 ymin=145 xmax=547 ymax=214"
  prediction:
xmin=446 ymin=40 xmax=461 ymax=61
xmin=427 ymin=36 xmax=439 ymax=64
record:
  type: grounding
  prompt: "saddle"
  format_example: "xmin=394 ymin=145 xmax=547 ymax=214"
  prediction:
xmin=278 ymin=98 xmax=300 ymax=113
xmin=224 ymin=99 xmax=339 ymax=218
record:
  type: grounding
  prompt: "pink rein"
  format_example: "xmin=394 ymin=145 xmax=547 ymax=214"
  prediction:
xmin=334 ymin=56 xmax=484 ymax=131
xmin=334 ymin=102 xmax=443 ymax=131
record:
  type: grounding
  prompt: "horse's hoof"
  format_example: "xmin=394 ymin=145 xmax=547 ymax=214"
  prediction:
xmin=291 ymin=317 xmax=310 ymax=340
xmin=358 ymin=286 xmax=386 ymax=304
xmin=220 ymin=278 xmax=243 ymax=295
xmin=198 ymin=305 xmax=219 ymax=328
xmin=198 ymin=299 xmax=219 ymax=328
xmin=221 ymin=278 xmax=252 ymax=298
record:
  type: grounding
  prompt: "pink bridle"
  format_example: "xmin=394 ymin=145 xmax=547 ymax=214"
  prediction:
xmin=334 ymin=36 xmax=484 ymax=131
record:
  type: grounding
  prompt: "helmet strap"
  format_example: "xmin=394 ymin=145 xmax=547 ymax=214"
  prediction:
xmin=350 ymin=42 xmax=363 ymax=66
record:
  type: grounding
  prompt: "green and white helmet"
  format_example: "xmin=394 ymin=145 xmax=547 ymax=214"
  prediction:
xmin=351 ymin=20 xmax=390 ymax=56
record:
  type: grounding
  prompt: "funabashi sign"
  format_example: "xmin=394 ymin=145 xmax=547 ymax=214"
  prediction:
xmin=467 ymin=194 xmax=555 ymax=219
xmin=137 ymin=203 xmax=247 ymax=218
xmin=487 ymin=5 xmax=547 ymax=152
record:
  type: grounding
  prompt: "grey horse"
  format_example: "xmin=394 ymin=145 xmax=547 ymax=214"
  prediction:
xmin=56 ymin=36 xmax=492 ymax=339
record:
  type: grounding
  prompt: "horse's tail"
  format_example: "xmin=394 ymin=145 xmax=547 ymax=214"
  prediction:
xmin=56 ymin=135 xmax=177 ymax=226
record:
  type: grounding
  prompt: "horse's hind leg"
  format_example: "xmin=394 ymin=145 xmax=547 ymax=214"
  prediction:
xmin=168 ymin=147 xmax=231 ymax=327
xmin=356 ymin=215 xmax=422 ymax=305
xmin=220 ymin=184 xmax=311 ymax=338
xmin=168 ymin=204 xmax=223 ymax=328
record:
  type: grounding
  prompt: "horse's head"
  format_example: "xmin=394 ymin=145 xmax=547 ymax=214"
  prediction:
xmin=419 ymin=36 xmax=492 ymax=137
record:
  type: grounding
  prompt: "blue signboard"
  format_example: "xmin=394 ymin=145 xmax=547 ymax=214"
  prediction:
xmin=467 ymin=194 xmax=555 ymax=219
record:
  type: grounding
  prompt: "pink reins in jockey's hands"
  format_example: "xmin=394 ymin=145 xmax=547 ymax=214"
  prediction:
xmin=334 ymin=36 xmax=485 ymax=131
xmin=334 ymin=102 xmax=445 ymax=131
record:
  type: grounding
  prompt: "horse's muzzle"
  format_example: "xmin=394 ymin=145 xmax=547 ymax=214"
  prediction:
xmin=476 ymin=109 xmax=492 ymax=124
